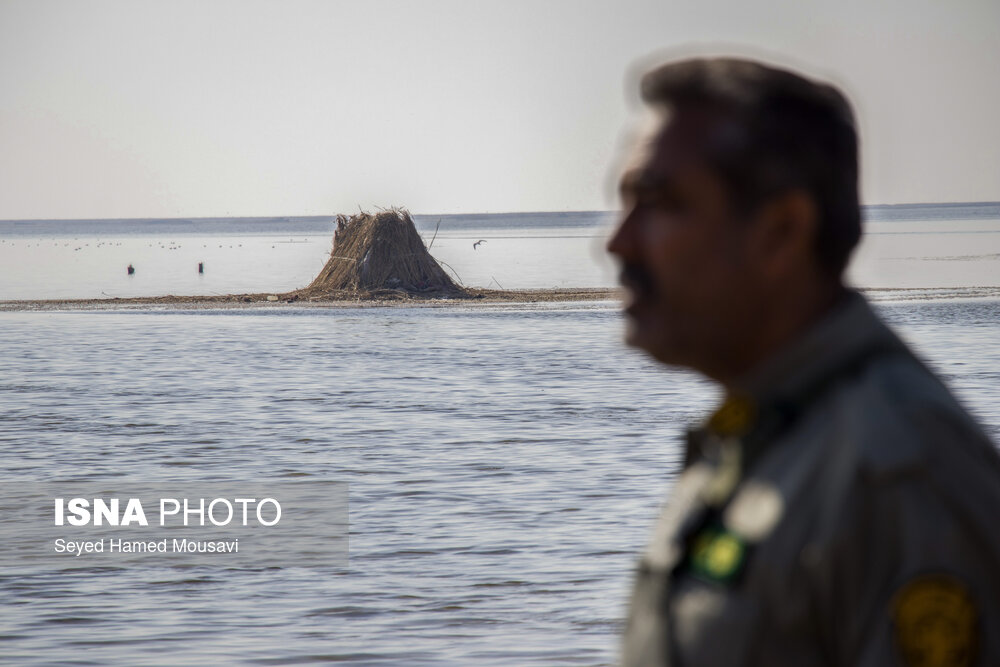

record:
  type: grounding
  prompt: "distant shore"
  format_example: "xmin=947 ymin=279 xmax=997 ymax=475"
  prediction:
xmin=4 ymin=286 xmax=1000 ymax=312
xmin=0 ymin=287 xmax=622 ymax=311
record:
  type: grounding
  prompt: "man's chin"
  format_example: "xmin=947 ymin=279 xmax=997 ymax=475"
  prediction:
xmin=622 ymin=315 xmax=642 ymax=347
xmin=623 ymin=313 xmax=657 ymax=355
xmin=623 ymin=313 xmax=684 ymax=366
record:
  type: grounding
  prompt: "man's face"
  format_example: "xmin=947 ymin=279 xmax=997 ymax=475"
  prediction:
xmin=607 ymin=106 xmax=761 ymax=377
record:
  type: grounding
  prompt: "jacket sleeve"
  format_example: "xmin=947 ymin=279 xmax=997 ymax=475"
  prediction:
xmin=815 ymin=415 xmax=1000 ymax=666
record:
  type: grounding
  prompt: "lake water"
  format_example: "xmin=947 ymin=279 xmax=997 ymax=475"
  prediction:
xmin=1 ymin=207 xmax=999 ymax=665
xmin=2 ymin=205 xmax=999 ymax=300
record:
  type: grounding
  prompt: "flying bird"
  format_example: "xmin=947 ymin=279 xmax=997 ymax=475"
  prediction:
xmin=473 ymin=240 xmax=487 ymax=250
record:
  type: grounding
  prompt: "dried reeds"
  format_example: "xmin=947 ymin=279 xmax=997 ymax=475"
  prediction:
xmin=302 ymin=208 xmax=461 ymax=297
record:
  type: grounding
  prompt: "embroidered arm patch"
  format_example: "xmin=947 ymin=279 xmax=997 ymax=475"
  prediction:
xmin=891 ymin=573 xmax=978 ymax=667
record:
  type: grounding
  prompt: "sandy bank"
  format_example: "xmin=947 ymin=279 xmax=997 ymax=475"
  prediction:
xmin=0 ymin=287 xmax=622 ymax=311
xmin=4 ymin=286 xmax=1000 ymax=312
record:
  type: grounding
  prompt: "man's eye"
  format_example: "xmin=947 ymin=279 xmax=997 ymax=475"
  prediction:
xmin=640 ymin=191 xmax=686 ymax=214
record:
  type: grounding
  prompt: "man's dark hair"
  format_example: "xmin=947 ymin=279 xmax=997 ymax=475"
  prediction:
xmin=641 ymin=57 xmax=861 ymax=277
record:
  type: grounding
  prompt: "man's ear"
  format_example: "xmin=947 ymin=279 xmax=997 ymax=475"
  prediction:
xmin=747 ymin=189 xmax=818 ymax=278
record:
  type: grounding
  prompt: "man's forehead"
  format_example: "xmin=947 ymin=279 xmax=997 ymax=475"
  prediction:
xmin=619 ymin=106 xmax=727 ymax=189
xmin=618 ymin=107 xmax=668 ymax=180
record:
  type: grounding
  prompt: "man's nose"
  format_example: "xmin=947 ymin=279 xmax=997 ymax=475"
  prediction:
xmin=606 ymin=209 xmax=635 ymax=260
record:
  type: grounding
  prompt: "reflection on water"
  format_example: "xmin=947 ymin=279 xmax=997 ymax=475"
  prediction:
xmin=850 ymin=219 xmax=1000 ymax=289
xmin=0 ymin=299 xmax=997 ymax=665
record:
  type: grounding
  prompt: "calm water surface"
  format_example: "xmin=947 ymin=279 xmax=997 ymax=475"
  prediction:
xmin=0 ymin=299 xmax=998 ymax=665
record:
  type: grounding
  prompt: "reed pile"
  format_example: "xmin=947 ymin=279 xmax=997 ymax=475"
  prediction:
xmin=301 ymin=208 xmax=461 ymax=298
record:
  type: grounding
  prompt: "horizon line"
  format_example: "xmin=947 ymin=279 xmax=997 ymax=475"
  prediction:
xmin=2 ymin=200 xmax=999 ymax=224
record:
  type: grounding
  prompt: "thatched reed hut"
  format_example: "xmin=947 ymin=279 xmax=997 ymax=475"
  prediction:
xmin=302 ymin=208 xmax=461 ymax=297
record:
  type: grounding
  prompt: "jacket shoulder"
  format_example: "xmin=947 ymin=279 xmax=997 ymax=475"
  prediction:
xmin=826 ymin=347 xmax=997 ymax=480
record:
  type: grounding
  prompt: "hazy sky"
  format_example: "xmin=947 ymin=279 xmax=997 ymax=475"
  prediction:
xmin=1 ymin=0 xmax=998 ymax=218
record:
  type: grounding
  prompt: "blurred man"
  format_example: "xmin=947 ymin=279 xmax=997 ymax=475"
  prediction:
xmin=607 ymin=57 xmax=1000 ymax=666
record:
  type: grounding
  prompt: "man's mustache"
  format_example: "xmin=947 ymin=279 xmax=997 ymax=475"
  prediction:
xmin=618 ymin=263 xmax=655 ymax=299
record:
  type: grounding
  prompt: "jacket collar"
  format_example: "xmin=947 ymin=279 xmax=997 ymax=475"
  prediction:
xmin=685 ymin=290 xmax=907 ymax=467
xmin=730 ymin=289 xmax=903 ymax=406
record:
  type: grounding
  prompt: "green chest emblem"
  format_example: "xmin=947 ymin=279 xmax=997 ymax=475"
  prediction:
xmin=687 ymin=525 xmax=748 ymax=585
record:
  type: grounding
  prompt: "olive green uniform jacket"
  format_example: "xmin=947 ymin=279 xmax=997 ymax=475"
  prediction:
xmin=622 ymin=292 xmax=1000 ymax=666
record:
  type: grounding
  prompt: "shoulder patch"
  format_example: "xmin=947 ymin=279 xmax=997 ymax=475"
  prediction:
xmin=892 ymin=573 xmax=978 ymax=667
